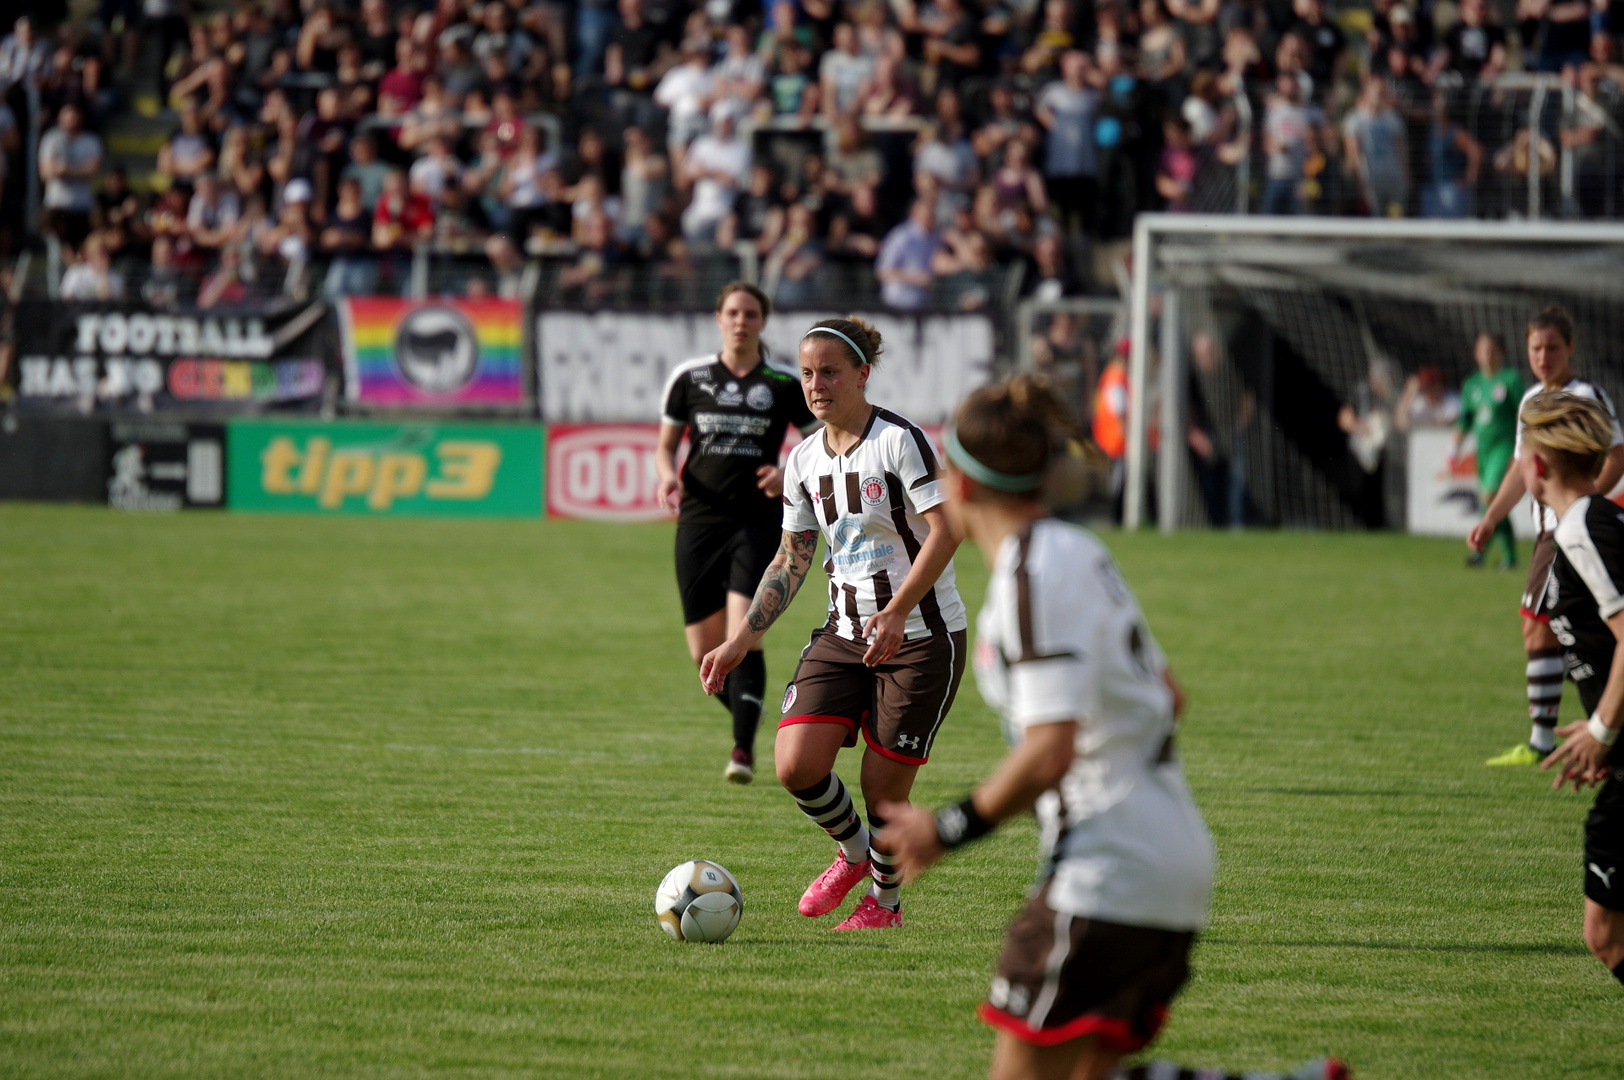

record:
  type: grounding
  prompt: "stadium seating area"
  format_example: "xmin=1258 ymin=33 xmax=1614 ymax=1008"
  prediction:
xmin=5 ymin=0 xmax=1624 ymax=305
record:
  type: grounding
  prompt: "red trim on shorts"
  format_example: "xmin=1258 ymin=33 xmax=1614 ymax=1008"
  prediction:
xmin=977 ymin=1003 xmax=1168 ymax=1052
xmin=779 ymin=713 xmax=859 ymax=733
xmin=861 ymin=722 xmax=929 ymax=765
xmin=1519 ymin=608 xmax=1551 ymax=623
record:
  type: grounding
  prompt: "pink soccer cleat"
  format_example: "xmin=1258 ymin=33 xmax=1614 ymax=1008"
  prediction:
xmin=832 ymin=895 xmax=902 ymax=930
xmin=798 ymin=851 xmax=872 ymax=917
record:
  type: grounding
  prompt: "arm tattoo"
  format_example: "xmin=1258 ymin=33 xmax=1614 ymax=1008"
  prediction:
xmin=745 ymin=529 xmax=818 ymax=634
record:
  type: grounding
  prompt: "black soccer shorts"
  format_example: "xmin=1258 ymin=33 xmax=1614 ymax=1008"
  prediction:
xmin=674 ymin=521 xmax=781 ymax=625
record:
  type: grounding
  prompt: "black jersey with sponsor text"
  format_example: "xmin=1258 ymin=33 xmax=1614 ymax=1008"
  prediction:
xmin=661 ymin=354 xmax=816 ymax=527
xmin=1548 ymin=495 xmax=1624 ymax=713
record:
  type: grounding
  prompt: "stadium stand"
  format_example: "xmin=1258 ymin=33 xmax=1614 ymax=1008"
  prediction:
xmin=0 ymin=0 xmax=1618 ymax=314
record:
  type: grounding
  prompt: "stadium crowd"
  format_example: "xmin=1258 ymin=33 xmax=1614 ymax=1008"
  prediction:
xmin=5 ymin=0 xmax=1624 ymax=304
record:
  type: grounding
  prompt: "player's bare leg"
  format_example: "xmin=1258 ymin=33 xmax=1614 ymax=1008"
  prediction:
xmin=777 ymin=722 xmax=873 ymax=915
xmin=1584 ymin=898 xmax=1624 ymax=986
xmin=828 ymin=750 xmax=919 ymax=928
xmin=988 ymin=1031 xmax=1093 ymax=1080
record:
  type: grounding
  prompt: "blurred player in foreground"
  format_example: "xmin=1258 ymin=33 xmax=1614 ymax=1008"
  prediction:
xmin=1514 ymin=392 xmax=1624 ymax=989
xmin=882 ymin=376 xmax=1348 ymax=1080
xmin=1470 ymin=306 xmax=1624 ymax=766
xmin=656 ymin=282 xmax=817 ymax=784
xmin=701 ymin=317 xmax=966 ymax=930
xmin=1453 ymin=332 xmax=1522 ymax=570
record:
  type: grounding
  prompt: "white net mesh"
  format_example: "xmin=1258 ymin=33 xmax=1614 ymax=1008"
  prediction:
xmin=1138 ymin=219 xmax=1624 ymax=530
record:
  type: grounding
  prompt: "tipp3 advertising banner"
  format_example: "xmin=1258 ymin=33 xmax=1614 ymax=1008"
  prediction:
xmin=228 ymin=419 xmax=543 ymax=517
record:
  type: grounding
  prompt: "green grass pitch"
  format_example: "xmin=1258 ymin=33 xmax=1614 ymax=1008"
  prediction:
xmin=2 ymin=504 xmax=1621 ymax=1079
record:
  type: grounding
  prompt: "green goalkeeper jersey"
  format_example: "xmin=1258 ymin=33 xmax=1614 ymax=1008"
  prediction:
xmin=1459 ymin=367 xmax=1525 ymax=461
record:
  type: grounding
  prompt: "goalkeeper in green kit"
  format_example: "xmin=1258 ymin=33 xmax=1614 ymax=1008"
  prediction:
xmin=1453 ymin=332 xmax=1523 ymax=569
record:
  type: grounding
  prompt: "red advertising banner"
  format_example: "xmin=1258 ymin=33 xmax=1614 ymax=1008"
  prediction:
xmin=545 ymin=423 xmax=943 ymax=522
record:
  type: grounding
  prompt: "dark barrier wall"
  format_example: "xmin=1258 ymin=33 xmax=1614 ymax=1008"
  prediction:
xmin=0 ymin=418 xmax=108 ymax=501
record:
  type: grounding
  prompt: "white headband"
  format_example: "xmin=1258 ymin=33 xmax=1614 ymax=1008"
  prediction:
xmin=802 ymin=325 xmax=868 ymax=364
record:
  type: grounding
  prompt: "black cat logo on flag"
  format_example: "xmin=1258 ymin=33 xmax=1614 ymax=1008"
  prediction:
xmin=395 ymin=307 xmax=478 ymax=394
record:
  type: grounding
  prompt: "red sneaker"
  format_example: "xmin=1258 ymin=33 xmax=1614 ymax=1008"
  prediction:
xmin=833 ymin=895 xmax=902 ymax=930
xmin=798 ymin=851 xmax=872 ymax=916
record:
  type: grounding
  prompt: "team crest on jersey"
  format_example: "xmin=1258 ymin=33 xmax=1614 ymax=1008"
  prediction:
xmin=745 ymin=384 xmax=774 ymax=410
xmin=716 ymin=381 xmax=744 ymax=406
xmin=782 ymin=684 xmax=798 ymax=713
xmin=860 ymin=476 xmax=887 ymax=505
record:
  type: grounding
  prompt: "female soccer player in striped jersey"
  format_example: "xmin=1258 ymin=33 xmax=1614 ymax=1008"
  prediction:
xmin=1513 ymin=391 xmax=1624 ymax=990
xmin=700 ymin=316 xmax=967 ymax=930
xmin=882 ymin=376 xmax=1346 ymax=1080
xmin=1470 ymin=306 xmax=1624 ymax=766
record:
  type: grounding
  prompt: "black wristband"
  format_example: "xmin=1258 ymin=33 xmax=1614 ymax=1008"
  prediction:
xmin=935 ymin=797 xmax=996 ymax=850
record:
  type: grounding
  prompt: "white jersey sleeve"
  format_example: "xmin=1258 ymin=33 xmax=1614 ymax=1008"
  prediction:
xmin=780 ymin=440 xmax=820 ymax=533
xmin=889 ymin=424 xmax=947 ymax=514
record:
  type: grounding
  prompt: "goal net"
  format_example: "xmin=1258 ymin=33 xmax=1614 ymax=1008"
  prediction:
xmin=1125 ymin=215 xmax=1624 ymax=532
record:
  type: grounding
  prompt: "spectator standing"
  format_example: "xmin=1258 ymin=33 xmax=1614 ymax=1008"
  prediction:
xmin=40 ymin=104 xmax=104 ymax=250
xmin=1342 ymin=76 xmax=1409 ymax=217
xmin=1035 ymin=50 xmax=1099 ymax=237
xmin=1421 ymin=90 xmax=1483 ymax=218
xmin=341 ymin=134 xmax=390 ymax=214
xmin=654 ymin=40 xmax=716 ymax=164
xmin=1519 ymin=0 xmax=1593 ymax=72
xmin=1430 ymin=0 xmax=1508 ymax=83
xmin=1262 ymin=73 xmax=1318 ymax=214
xmin=187 ymin=173 xmax=241 ymax=250
xmin=142 ymin=234 xmax=190 ymax=306
xmin=59 ymin=233 xmax=125 ymax=300
xmin=1288 ymin=0 xmax=1347 ymax=92
xmin=876 ymin=198 xmax=941 ymax=309
xmin=820 ymin=23 xmax=873 ymax=117
xmin=322 ymin=177 xmax=377 ymax=298
xmin=680 ymin=114 xmax=752 ymax=245
xmin=0 ymin=17 xmax=50 ymax=93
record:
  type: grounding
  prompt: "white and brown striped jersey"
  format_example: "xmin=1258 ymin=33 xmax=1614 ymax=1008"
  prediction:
xmin=974 ymin=518 xmax=1214 ymax=932
xmin=1514 ymin=377 xmax=1624 ymax=534
xmin=781 ymin=407 xmax=967 ymax=643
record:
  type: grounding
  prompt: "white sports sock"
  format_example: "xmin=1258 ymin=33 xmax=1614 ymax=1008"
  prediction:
xmin=1530 ymin=724 xmax=1556 ymax=753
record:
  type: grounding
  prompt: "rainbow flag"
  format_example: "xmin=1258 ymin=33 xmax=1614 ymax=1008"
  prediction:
xmin=341 ymin=297 xmax=526 ymax=407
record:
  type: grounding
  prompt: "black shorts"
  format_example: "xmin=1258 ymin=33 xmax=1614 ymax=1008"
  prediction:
xmin=778 ymin=627 xmax=967 ymax=765
xmin=1585 ymin=769 xmax=1624 ymax=911
xmin=674 ymin=521 xmax=780 ymax=625
xmin=978 ymin=882 xmax=1196 ymax=1052
xmin=1521 ymin=531 xmax=1557 ymax=621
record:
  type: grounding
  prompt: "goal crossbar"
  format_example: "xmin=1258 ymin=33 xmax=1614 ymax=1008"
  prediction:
xmin=1125 ymin=214 xmax=1624 ymax=530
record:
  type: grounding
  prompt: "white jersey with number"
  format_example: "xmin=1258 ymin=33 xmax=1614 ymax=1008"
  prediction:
xmin=1514 ymin=377 xmax=1624 ymax=534
xmin=781 ymin=407 xmax=967 ymax=642
xmin=974 ymin=518 xmax=1215 ymax=931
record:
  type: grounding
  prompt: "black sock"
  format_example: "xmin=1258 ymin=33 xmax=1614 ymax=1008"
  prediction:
xmin=1613 ymin=957 xmax=1624 ymax=987
xmin=725 ymin=650 xmax=766 ymax=753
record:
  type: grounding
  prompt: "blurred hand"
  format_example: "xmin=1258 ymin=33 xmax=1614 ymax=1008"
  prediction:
xmin=1543 ymin=721 xmax=1612 ymax=791
xmin=1466 ymin=516 xmax=1495 ymax=553
xmin=755 ymin=464 xmax=784 ymax=499
xmin=657 ymin=476 xmax=682 ymax=513
xmin=875 ymin=800 xmax=942 ymax=883
xmin=699 ymin=638 xmax=748 ymax=695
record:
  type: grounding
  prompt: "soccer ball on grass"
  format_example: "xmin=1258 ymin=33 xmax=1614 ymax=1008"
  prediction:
xmin=655 ymin=860 xmax=742 ymax=943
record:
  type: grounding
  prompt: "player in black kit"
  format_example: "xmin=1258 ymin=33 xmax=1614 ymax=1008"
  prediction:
xmin=1516 ymin=391 xmax=1624 ymax=990
xmin=656 ymin=282 xmax=817 ymax=784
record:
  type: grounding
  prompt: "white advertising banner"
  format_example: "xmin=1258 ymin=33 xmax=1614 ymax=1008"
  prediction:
xmin=537 ymin=310 xmax=994 ymax=424
xmin=546 ymin=422 xmax=945 ymax=522
xmin=1406 ymin=428 xmax=1538 ymax=539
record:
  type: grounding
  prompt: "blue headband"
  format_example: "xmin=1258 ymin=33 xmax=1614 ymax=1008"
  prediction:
xmin=945 ymin=428 xmax=1045 ymax=492
xmin=802 ymin=325 xmax=868 ymax=364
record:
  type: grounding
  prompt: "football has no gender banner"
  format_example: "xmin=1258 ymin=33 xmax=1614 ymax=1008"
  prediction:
xmin=13 ymin=302 xmax=326 ymax=416
xmin=229 ymin=419 xmax=544 ymax=517
xmin=342 ymin=297 xmax=526 ymax=408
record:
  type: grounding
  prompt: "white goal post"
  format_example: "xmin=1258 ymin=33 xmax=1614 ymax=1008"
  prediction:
xmin=1125 ymin=213 xmax=1624 ymax=532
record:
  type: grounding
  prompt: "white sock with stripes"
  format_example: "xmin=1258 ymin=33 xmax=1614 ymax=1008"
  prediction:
xmin=788 ymin=774 xmax=870 ymax=863
xmin=867 ymin=813 xmax=902 ymax=910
